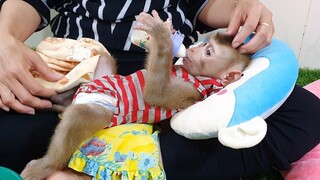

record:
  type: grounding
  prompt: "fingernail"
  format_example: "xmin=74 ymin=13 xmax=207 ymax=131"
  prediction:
xmin=2 ymin=107 xmax=10 ymax=112
xmin=27 ymin=110 xmax=35 ymax=115
xmin=56 ymin=72 xmax=65 ymax=78
xmin=233 ymin=42 xmax=240 ymax=48
xmin=51 ymin=70 xmax=64 ymax=79
xmin=44 ymin=102 xmax=53 ymax=108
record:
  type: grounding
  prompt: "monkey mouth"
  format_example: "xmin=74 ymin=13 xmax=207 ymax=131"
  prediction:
xmin=182 ymin=57 xmax=192 ymax=65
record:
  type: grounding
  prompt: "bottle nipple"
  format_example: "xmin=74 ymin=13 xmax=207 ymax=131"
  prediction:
xmin=171 ymin=32 xmax=187 ymax=58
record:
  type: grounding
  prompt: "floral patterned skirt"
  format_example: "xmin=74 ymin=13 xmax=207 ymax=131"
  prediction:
xmin=68 ymin=124 xmax=166 ymax=180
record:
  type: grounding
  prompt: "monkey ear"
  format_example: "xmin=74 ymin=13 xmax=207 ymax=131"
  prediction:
xmin=221 ymin=70 xmax=242 ymax=86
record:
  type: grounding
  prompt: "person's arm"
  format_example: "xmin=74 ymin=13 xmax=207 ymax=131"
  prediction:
xmin=199 ymin=0 xmax=274 ymax=54
xmin=0 ymin=0 xmax=40 ymax=40
xmin=0 ymin=0 xmax=63 ymax=114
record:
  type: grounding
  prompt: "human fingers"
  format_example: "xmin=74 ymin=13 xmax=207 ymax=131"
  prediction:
xmin=237 ymin=3 xmax=274 ymax=53
xmin=0 ymin=35 xmax=58 ymax=112
xmin=0 ymin=51 xmax=55 ymax=111
xmin=226 ymin=0 xmax=274 ymax=53
xmin=0 ymin=100 xmax=10 ymax=112
xmin=226 ymin=0 xmax=258 ymax=38
xmin=30 ymin=52 xmax=64 ymax=89
xmin=3 ymin=77 xmax=54 ymax=113
xmin=225 ymin=7 xmax=242 ymax=37
xmin=0 ymin=98 xmax=10 ymax=112
xmin=0 ymin=82 xmax=35 ymax=114
xmin=13 ymin=47 xmax=62 ymax=98
xmin=229 ymin=7 xmax=260 ymax=49
xmin=0 ymin=84 xmax=11 ymax=112
xmin=238 ymin=21 xmax=274 ymax=54
xmin=0 ymin=56 xmax=37 ymax=112
xmin=13 ymin=70 xmax=55 ymax=108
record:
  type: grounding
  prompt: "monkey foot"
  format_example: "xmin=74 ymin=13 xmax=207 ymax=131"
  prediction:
xmin=20 ymin=159 xmax=55 ymax=180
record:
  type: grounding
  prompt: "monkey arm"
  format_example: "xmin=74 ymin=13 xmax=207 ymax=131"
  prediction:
xmin=143 ymin=23 xmax=202 ymax=110
xmin=144 ymin=76 xmax=202 ymax=110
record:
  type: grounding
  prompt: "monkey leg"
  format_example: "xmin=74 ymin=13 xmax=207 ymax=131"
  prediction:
xmin=94 ymin=53 xmax=117 ymax=79
xmin=21 ymin=103 xmax=113 ymax=180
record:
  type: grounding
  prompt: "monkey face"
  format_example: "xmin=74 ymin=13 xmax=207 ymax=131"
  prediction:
xmin=182 ymin=38 xmax=231 ymax=78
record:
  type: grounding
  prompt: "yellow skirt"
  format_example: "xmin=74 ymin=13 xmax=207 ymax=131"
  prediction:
xmin=68 ymin=124 xmax=166 ymax=180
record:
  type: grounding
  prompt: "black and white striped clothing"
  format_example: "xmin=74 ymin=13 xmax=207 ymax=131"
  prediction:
xmin=22 ymin=0 xmax=212 ymax=54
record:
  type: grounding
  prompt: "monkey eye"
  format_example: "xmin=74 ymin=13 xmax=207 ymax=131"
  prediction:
xmin=206 ymin=46 xmax=214 ymax=56
xmin=200 ymin=42 xmax=208 ymax=47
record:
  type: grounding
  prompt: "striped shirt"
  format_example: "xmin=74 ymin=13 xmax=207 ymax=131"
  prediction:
xmin=73 ymin=66 xmax=223 ymax=127
xmin=21 ymin=0 xmax=212 ymax=55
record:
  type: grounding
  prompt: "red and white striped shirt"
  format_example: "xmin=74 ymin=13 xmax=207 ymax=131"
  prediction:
xmin=74 ymin=66 xmax=223 ymax=127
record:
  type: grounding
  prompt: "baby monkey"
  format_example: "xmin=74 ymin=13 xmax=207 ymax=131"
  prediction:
xmin=21 ymin=10 xmax=251 ymax=180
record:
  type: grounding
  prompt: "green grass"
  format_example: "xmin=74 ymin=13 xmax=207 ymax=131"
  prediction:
xmin=296 ymin=68 xmax=320 ymax=86
xmin=242 ymin=68 xmax=320 ymax=180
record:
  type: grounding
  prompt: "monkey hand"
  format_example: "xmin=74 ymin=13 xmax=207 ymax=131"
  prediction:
xmin=134 ymin=10 xmax=172 ymax=50
xmin=21 ymin=158 xmax=56 ymax=180
xmin=41 ymin=85 xmax=79 ymax=113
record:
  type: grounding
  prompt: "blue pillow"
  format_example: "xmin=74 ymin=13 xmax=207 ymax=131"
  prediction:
xmin=170 ymin=37 xmax=299 ymax=149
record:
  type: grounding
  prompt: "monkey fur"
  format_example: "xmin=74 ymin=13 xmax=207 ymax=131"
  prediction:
xmin=21 ymin=14 xmax=250 ymax=180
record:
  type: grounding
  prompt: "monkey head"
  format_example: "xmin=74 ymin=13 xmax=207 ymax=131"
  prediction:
xmin=182 ymin=33 xmax=251 ymax=86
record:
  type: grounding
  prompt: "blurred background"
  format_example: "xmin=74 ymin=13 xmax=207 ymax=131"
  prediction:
xmin=25 ymin=0 xmax=320 ymax=69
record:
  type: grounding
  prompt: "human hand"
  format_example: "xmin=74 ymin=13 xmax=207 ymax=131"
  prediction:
xmin=48 ymin=51 xmax=118 ymax=113
xmin=0 ymin=37 xmax=64 ymax=114
xmin=226 ymin=0 xmax=274 ymax=53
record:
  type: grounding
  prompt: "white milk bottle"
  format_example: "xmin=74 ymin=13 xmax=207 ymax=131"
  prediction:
xmin=131 ymin=30 xmax=187 ymax=58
